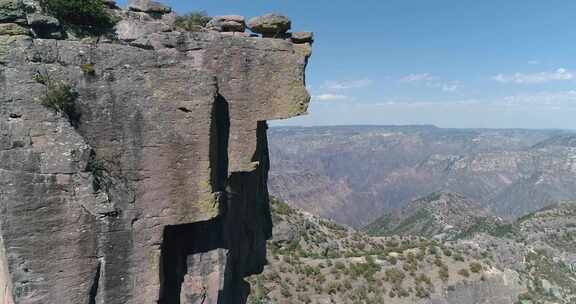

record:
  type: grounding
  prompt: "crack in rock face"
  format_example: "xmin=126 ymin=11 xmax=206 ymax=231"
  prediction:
xmin=0 ymin=1 xmax=312 ymax=303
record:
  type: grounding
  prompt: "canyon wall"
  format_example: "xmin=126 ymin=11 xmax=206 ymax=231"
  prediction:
xmin=0 ymin=1 xmax=312 ymax=303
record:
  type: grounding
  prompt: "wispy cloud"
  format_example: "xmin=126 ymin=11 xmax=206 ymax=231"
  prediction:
xmin=323 ymin=79 xmax=373 ymax=90
xmin=435 ymin=81 xmax=461 ymax=92
xmin=400 ymin=73 xmax=435 ymax=83
xmin=399 ymin=73 xmax=461 ymax=92
xmin=312 ymin=94 xmax=350 ymax=102
xmin=374 ymin=99 xmax=480 ymax=108
xmin=501 ymin=90 xmax=576 ymax=106
xmin=527 ymin=60 xmax=541 ymax=65
xmin=492 ymin=68 xmax=574 ymax=84
xmin=372 ymin=91 xmax=576 ymax=109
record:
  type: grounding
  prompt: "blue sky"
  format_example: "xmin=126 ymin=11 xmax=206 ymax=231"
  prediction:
xmin=118 ymin=0 xmax=576 ymax=129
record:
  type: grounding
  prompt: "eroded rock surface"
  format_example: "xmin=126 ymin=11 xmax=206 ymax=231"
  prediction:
xmin=0 ymin=2 xmax=312 ymax=304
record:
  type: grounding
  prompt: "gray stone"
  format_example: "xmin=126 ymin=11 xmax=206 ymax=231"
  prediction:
xmin=0 ymin=22 xmax=29 ymax=35
xmin=248 ymin=14 xmax=291 ymax=37
xmin=127 ymin=0 xmax=171 ymax=14
xmin=102 ymin=0 xmax=118 ymax=8
xmin=27 ymin=13 xmax=59 ymax=27
xmin=291 ymin=31 xmax=313 ymax=43
xmin=0 ymin=0 xmax=25 ymax=23
xmin=272 ymin=221 xmax=299 ymax=245
xmin=115 ymin=10 xmax=175 ymax=41
xmin=27 ymin=13 xmax=61 ymax=39
xmin=206 ymin=15 xmax=245 ymax=32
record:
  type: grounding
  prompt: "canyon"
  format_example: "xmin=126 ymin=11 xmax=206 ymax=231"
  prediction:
xmin=269 ymin=125 xmax=576 ymax=228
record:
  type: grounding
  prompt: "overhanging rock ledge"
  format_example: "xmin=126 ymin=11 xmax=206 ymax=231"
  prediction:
xmin=0 ymin=1 xmax=312 ymax=303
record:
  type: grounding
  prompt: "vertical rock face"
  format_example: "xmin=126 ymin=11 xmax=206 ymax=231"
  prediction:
xmin=0 ymin=4 xmax=312 ymax=304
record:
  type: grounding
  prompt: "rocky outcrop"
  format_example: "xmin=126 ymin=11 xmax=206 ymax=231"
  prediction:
xmin=127 ymin=0 xmax=171 ymax=14
xmin=206 ymin=15 xmax=246 ymax=33
xmin=248 ymin=14 xmax=291 ymax=38
xmin=0 ymin=1 xmax=312 ymax=303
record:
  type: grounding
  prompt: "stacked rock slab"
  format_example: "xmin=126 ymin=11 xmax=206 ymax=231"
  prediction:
xmin=0 ymin=0 xmax=29 ymax=36
xmin=248 ymin=14 xmax=291 ymax=38
xmin=206 ymin=15 xmax=246 ymax=33
xmin=0 ymin=1 xmax=312 ymax=304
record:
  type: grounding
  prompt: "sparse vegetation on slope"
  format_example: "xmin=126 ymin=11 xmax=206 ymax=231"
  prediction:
xmin=175 ymin=11 xmax=211 ymax=32
xmin=39 ymin=0 xmax=118 ymax=35
xmin=258 ymin=194 xmax=576 ymax=303
xmin=249 ymin=197 xmax=492 ymax=304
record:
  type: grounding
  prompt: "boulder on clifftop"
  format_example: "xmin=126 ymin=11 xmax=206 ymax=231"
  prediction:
xmin=127 ymin=0 xmax=171 ymax=14
xmin=248 ymin=13 xmax=291 ymax=37
xmin=206 ymin=15 xmax=245 ymax=32
xmin=291 ymin=31 xmax=314 ymax=43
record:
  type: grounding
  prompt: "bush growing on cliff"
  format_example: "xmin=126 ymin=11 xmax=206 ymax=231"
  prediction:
xmin=38 ymin=0 xmax=117 ymax=35
xmin=175 ymin=11 xmax=211 ymax=32
xmin=86 ymin=152 xmax=108 ymax=192
xmin=33 ymin=71 xmax=81 ymax=127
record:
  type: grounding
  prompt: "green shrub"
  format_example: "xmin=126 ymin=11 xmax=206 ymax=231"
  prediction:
xmin=469 ymin=262 xmax=483 ymax=273
xmin=438 ymin=265 xmax=449 ymax=282
xmin=415 ymin=285 xmax=431 ymax=298
xmin=280 ymin=284 xmax=292 ymax=297
xmin=385 ymin=268 xmax=406 ymax=287
xmin=334 ymin=261 xmax=346 ymax=270
xmin=81 ymin=63 xmax=96 ymax=75
xmin=271 ymin=197 xmax=294 ymax=216
xmin=457 ymin=269 xmax=470 ymax=277
xmin=175 ymin=11 xmax=211 ymax=32
xmin=34 ymin=71 xmax=81 ymax=127
xmin=453 ymin=253 xmax=465 ymax=262
xmin=86 ymin=152 xmax=108 ymax=192
xmin=39 ymin=0 xmax=117 ymax=35
xmin=415 ymin=273 xmax=432 ymax=286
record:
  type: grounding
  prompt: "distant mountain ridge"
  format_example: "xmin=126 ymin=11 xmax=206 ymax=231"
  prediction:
xmin=268 ymin=125 xmax=576 ymax=227
xmin=363 ymin=192 xmax=500 ymax=240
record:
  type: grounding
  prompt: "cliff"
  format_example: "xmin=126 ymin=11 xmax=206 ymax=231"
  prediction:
xmin=0 ymin=1 xmax=312 ymax=303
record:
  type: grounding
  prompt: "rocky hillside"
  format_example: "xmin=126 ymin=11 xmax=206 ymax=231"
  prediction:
xmin=249 ymin=197 xmax=576 ymax=304
xmin=248 ymin=198 xmax=527 ymax=304
xmin=364 ymin=192 xmax=500 ymax=240
xmin=369 ymin=194 xmax=576 ymax=303
xmin=0 ymin=1 xmax=312 ymax=303
xmin=268 ymin=126 xmax=576 ymax=227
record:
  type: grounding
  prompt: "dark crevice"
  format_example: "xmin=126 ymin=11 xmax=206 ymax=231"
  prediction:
xmin=98 ymin=209 xmax=120 ymax=219
xmin=9 ymin=113 xmax=22 ymax=119
xmin=158 ymin=218 xmax=225 ymax=304
xmin=254 ymin=121 xmax=273 ymax=240
xmin=88 ymin=261 xmax=101 ymax=304
xmin=178 ymin=107 xmax=192 ymax=113
xmin=210 ymin=94 xmax=230 ymax=194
